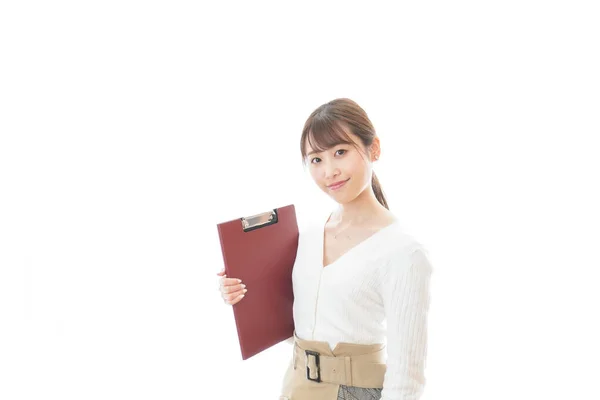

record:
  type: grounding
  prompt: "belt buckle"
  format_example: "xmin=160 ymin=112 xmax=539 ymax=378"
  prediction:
xmin=305 ymin=350 xmax=321 ymax=383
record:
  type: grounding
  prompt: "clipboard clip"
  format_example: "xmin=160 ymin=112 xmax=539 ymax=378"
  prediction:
xmin=241 ymin=208 xmax=279 ymax=232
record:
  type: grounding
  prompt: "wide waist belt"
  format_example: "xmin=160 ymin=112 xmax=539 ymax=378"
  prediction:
xmin=292 ymin=333 xmax=387 ymax=389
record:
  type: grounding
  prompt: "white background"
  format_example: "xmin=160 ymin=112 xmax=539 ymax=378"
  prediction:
xmin=1 ymin=1 xmax=599 ymax=399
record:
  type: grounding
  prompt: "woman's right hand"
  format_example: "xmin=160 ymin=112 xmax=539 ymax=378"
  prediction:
xmin=216 ymin=268 xmax=247 ymax=305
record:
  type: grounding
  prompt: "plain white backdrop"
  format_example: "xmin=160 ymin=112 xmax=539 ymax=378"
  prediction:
xmin=1 ymin=1 xmax=599 ymax=399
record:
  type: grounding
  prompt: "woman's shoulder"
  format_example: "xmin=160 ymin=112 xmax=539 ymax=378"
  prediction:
xmin=379 ymin=220 xmax=432 ymax=271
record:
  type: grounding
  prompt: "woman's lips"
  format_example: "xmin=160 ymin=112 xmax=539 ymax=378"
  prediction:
xmin=328 ymin=179 xmax=349 ymax=190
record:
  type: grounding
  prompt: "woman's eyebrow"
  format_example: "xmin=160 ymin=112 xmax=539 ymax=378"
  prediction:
xmin=307 ymin=144 xmax=349 ymax=156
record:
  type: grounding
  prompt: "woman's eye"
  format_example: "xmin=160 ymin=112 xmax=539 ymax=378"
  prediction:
xmin=310 ymin=150 xmax=345 ymax=164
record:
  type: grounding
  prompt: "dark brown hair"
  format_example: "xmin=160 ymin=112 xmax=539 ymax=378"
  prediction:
xmin=300 ymin=98 xmax=389 ymax=210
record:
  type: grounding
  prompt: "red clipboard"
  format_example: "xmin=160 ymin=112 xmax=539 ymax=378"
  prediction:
xmin=216 ymin=204 xmax=299 ymax=360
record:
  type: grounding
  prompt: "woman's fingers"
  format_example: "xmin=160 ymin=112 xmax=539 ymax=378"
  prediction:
xmin=216 ymin=267 xmax=247 ymax=305
xmin=224 ymin=290 xmax=247 ymax=305
xmin=221 ymin=283 xmax=246 ymax=294
xmin=220 ymin=277 xmax=242 ymax=287
xmin=223 ymin=284 xmax=247 ymax=299
xmin=225 ymin=288 xmax=247 ymax=302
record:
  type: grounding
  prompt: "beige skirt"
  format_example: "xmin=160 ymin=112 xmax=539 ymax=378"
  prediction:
xmin=279 ymin=331 xmax=387 ymax=400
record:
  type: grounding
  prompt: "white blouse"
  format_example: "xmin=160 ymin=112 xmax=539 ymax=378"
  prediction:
xmin=285 ymin=213 xmax=433 ymax=400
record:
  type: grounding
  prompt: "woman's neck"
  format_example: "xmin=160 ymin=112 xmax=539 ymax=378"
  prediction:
xmin=329 ymin=188 xmax=389 ymax=227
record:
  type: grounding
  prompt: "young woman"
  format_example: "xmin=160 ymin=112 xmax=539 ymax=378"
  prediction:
xmin=218 ymin=98 xmax=433 ymax=400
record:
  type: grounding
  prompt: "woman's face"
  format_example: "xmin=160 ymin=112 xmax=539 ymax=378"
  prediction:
xmin=304 ymin=130 xmax=378 ymax=204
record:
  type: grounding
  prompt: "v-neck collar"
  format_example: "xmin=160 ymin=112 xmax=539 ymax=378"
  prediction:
xmin=320 ymin=212 xmax=400 ymax=270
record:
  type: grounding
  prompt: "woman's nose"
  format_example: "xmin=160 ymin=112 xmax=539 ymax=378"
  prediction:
xmin=323 ymin=164 xmax=339 ymax=179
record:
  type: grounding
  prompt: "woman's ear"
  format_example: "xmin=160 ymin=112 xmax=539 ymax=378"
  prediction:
xmin=370 ymin=136 xmax=381 ymax=161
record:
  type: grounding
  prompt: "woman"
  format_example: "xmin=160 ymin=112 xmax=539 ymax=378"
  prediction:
xmin=217 ymin=98 xmax=433 ymax=400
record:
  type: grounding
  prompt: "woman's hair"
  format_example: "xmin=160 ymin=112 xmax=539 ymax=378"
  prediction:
xmin=300 ymin=98 xmax=389 ymax=210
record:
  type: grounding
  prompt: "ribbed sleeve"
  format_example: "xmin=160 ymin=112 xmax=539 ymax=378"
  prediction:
xmin=380 ymin=246 xmax=433 ymax=400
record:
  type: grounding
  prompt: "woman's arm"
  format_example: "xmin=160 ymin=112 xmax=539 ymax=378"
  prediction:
xmin=380 ymin=245 xmax=433 ymax=400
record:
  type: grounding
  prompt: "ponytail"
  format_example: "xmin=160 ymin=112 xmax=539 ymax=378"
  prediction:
xmin=371 ymin=171 xmax=389 ymax=210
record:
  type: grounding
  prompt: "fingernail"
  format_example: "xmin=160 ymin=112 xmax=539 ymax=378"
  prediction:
xmin=239 ymin=294 xmax=245 ymax=298
xmin=237 ymin=279 xmax=241 ymax=283
xmin=241 ymin=284 xmax=246 ymax=288
xmin=243 ymin=289 xmax=247 ymax=293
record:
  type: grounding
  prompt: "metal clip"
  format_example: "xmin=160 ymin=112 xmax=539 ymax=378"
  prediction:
xmin=240 ymin=208 xmax=279 ymax=232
